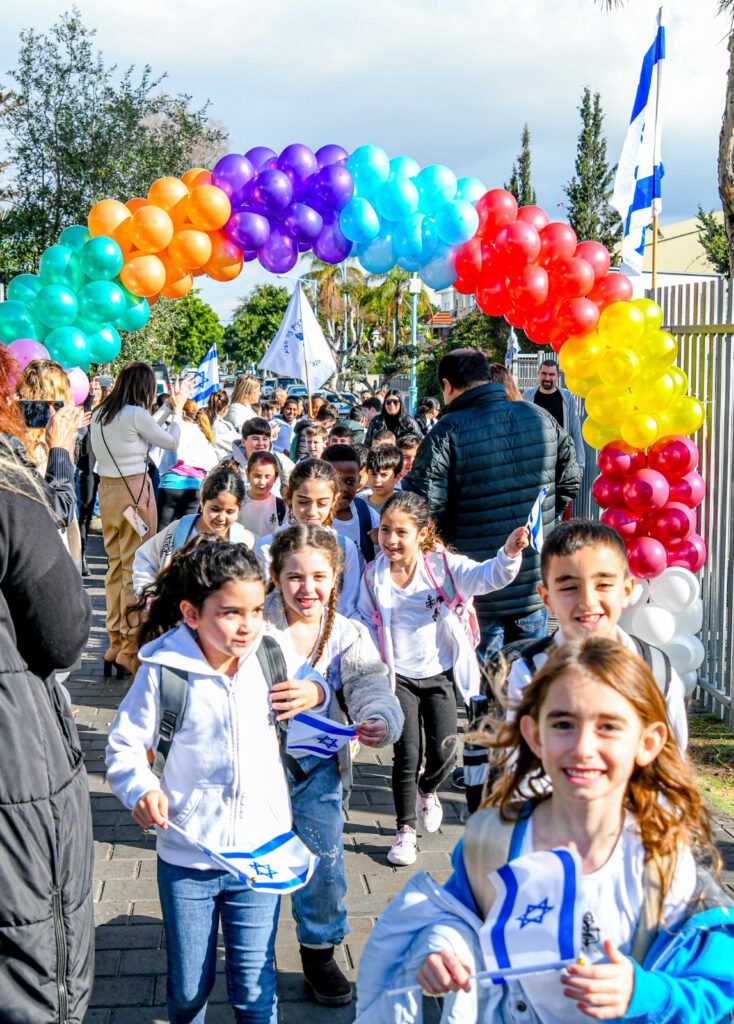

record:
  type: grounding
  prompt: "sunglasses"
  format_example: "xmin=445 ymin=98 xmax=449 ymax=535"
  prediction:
xmin=385 ymin=398 xmax=400 ymax=406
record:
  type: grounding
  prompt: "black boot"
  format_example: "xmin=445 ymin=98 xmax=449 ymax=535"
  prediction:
xmin=299 ymin=944 xmax=353 ymax=1006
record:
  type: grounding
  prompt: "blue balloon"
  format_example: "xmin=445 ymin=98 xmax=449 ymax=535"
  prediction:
xmin=390 ymin=155 xmax=421 ymax=180
xmin=375 ymin=177 xmax=419 ymax=222
xmin=420 ymin=248 xmax=458 ymax=291
xmin=435 ymin=200 xmax=480 ymax=246
xmin=421 ymin=216 xmax=441 ymax=262
xmin=346 ymin=145 xmax=390 ymax=199
xmin=393 ymin=213 xmax=424 ymax=262
xmin=357 ymin=232 xmax=396 ymax=275
xmin=456 ymin=176 xmax=487 ymax=205
xmin=415 ymin=165 xmax=457 ymax=215
xmin=397 ymin=255 xmax=421 ymax=272
xmin=339 ymin=197 xmax=380 ymax=244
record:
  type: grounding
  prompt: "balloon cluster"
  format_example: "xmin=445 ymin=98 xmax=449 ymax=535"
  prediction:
xmin=620 ymin=567 xmax=704 ymax=696
xmin=593 ymin=436 xmax=706 ymax=579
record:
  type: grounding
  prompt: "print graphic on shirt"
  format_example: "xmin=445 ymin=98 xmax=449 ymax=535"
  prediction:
xmin=425 ymin=593 xmax=444 ymax=623
xmin=269 ymin=512 xmax=277 ymax=524
xmin=517 ymin=898 xmax=554 ymax=928
xmin=582 ymin=911 xmax=601 ymax=949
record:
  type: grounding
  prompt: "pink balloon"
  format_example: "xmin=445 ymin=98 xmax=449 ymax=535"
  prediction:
xmin=666 ymin=534 xmax=707 ymax=573
xmin=66 ymin=366 xmax=90 ymax=406
xmin=626 ymin=536 xmax=668 ymax=580
xmin=591 ymin=475 xmax=624 ymax=509
xmin=642 ymin=502 xmax=696 ymax=545
xmin=668 ymin=471 xmax=706 ymax=509
xmin=648 ymin=435 xmax=699 ymax=479
xmin=597 ymin=441 xmax=647 ymax=481
xmin=7 ymin=337 xmax=51 ymax=370
xmin=622 ymin=469 xmax=670 ymax=516
xmin=601 ymin=505 xmax=641 ymax=541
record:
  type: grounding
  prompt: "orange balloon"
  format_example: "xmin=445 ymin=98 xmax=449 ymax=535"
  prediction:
xmin=120 ymin=253 xmax=167 ymax=298
xmin=87 ymin=199 xmax=133 ymax=252
xmin=186 ymin=185 xmax=232 ymax=231
xmin=146 ymin=293 xmax=160 ymax=307
xmin=168 ymin=228 xmax=213 ymax=271
xmin=182 ymin=167 xmax=212 ymax=189
xmin=126 ymin=197 xmax=148 ymax=214
xmin=204 ymin=230 xmax=244 ymax=282
xmin=161 ymin=272 xmax=193 ymax=300
xmin=147 ymin=177 xmax=190 ymax=225
xmin=130 ymin=205 xmax=175 ymax=254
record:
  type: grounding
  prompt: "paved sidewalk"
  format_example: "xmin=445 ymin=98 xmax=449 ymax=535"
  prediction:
xmin=72 ymin=533 xmax=734 ymax=1023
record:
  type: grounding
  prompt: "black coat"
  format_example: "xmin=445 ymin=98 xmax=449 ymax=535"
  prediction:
xmin=366 ymin=411 xmax=421 ymax=445
xmin=0 ymin=485 xmax=94 ymax=1023
xmin=403 ymin=383 xmax=581 ymax=619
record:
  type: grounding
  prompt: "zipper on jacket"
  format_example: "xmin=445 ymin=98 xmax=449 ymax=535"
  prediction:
xmin=229 ymin=687 xmax=239 ymax=847
xmin=52 ymin=887 xmax=69 ymax=1023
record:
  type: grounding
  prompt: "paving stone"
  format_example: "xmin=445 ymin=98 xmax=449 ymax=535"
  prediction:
xmin=95 ymin=924 xmax=163 ymax=951
xmin=89 ymin=976 xmax=155 ymax=1007
xmin=102 ymin=877 xmax=161 ymax=902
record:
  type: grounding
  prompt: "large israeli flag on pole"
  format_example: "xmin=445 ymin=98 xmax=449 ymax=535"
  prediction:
xmin=259 ymin=283 xmax=336 ymax=392
xmin=610 ymin=8 xmax=665 ymax=276
xmin=189 ymin=343 xmax=220 ymax=406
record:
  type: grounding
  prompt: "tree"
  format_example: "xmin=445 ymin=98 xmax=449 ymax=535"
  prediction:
xmin=0 ymin=8 xmax=227 ymax=280
xmin=505 ymin=124 xmax=537 ymax=206
xmin=697 ymin=205 xmax=729 ymax=274
xmin=100 ymin=298 xmax=184 ymax=374
xmin=170 ymin=291 xmax=223 ymax=370
xmin=563 ymin=88 xmax=622 ymax=255
xmin=223 ymin=285 xmax=289 ymax=369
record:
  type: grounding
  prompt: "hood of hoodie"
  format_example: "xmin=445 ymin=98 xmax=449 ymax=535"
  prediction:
xmin=138 ymin=623 xmax=246 ymax=678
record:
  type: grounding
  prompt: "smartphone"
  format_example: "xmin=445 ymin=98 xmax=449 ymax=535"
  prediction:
xmin=19 ymin=400 xmax=65 ymax=429
xmin=83 ymin=392 xmax=95 ymax=413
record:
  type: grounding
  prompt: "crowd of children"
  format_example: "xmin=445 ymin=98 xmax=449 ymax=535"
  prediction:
xmin=104 ymin=385 xmax=734 ymax=1024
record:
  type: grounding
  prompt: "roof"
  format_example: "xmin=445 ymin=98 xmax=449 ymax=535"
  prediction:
xmin=426 ymin=311 xmax=454 ymax=327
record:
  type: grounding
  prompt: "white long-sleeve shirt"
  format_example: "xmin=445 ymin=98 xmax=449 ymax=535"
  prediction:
xmin=91 ymin=404 xmax=181 ymax=478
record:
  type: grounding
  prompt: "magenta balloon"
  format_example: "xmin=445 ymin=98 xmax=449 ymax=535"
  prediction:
xmin=313 ymin=215 xmax=353 ymax=263
xmin=643 ymin=502 xmax=697 ymax=545
xmin=225 ymin=209 xmax=271 ymax=250
xmin=7 ymin=337 xmax=51 ymax=370
xmin=211 ymin=154 xmax=256 ymax=208
xmin=258 ymin=227 xmax=298 ymax=274
xmin=307 ymin=165 xmax=355 ymax=212
xmin=249 ymin=169 xmax=294 ymax=216
xmin=590 ymin=474 xmax=623 ymax=509
xmin=626 ymin=536 xmax=668 ymax=580
xmin=66 ymin=366 xmax=90 ymax=406
xmin=600 ymin=505 xmax=641 ymax=541
xmin=316 ymin=144 xmax=349 ymax=169
xmin=668 ymin=470 xmax=706 ymax=508
xmin=245 ymin=146 xmax=278 ymax=172
xmin=282 ymin=202 xmax=323 ymax=242
xmin=667 ymin=534 xmax=707 ymax=573
xmin=648 ymin=435 xmax=699 ymax=479
xmin=622 ymin=468 xmax=670 ymax=515
xmin=597 ymin=441 xmax=647 ymax=481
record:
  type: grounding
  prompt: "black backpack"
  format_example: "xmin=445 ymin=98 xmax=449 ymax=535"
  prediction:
xmin=353 ymin=495 xmax=376 ymax=564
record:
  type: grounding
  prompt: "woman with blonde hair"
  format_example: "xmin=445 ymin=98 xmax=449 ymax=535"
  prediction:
xmin=206 ymin=389 xmax=240 ymax=459
xmin=225 ymin=374 xmax=262 ymax=431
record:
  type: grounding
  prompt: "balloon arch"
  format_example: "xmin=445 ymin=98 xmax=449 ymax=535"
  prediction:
xmin=0 ymin=142 xmax=706 ymax=590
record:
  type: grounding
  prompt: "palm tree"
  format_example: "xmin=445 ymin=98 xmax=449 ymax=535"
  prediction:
xmin=360 ymin=267 xmax=434 ymax=352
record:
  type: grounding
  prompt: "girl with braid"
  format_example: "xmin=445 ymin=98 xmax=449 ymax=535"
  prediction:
xmin=265 ymin=525 xmax=403 ymax=1008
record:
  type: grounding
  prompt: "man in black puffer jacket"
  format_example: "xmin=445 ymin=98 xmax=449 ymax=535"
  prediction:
xmin=403 ymin=348 xmax=580 ymax=659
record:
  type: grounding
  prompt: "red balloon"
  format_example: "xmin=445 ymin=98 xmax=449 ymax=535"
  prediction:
xmin=550 ymin=335 xmax=565 ymax=353
xmin=475 ymin=274 xmax=509 ymax=316
xmin=475 ymin=190 xmax=518 ymax=241
xmin=494 ymin=221 xmax=541 ymax=271
xmin=538 ymin=222 xmax=578 ymax=267
xmin=516 ymin=205 xmax=550 ymax=233
xmin=601 ymin=505 xmax=642 ymax=541
xmin=643 ymin=502 xmax=697 ymax=544
xmin=623 ymin=468 xmax=670 ymax=515
xmin=647 ymin=435 xmax=699 ymax=479
xmin=453 ymin=275 xmax=476 ymax=295
xmin=549 ymin=257 xmax=595 ymax=299
xmin=668 ymin=471 xmax=705 ymax=508
xmin=524 ymin=302 xmax=556 ymax=345
xmin=597 ymin=440 xmax=647 ymax=480
xmin=667 ymin=534 xmax=707 ymax=573
xmin=575 ymin=241 xmax=611 ymax=280
xmin=627 ymin=536 xmax=668 ymax=579
xmin=587 ymin=273 xmax=633 ymax=310
xmin=508 ymin=264 xmax=549 ymax=309
xmin=454 ymin=237 xmax=482 ymax=285
xmin=557 ymin=297 xmax=600 ymax=337
xmin=591 ymin=474 xmax=624 ymax=509
xmin=505 ymin=304 xmax=526 ymax=329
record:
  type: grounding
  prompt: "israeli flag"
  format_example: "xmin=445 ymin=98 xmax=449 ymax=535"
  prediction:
xmin=610 ymin=8 xmax=665 ymax=276
xmin=527 ymin=485 xmax=549 ymax=553
xmin=259 ymin=283 xmax=337 ymax=393
xmin=479 ymin=848 xmax=581 ymax=977
xmin=505 ymin=328 xmax=520 ymax=369
xmin=287 ymin=711 xmax=357 ymax=759
xmin=189 ymin=343 xmax=220 ymax=406
xmin=165 ymin=820 xmax=319 ymax=894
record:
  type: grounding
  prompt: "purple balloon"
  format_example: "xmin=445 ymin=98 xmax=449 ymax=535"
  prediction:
xmin=313 ymin=214 xmax=353 ymax=264
xmin=298 ymin=241 xmax=313 ymax=253
xmin=283 ymin=202 xmax=324 ymax=242
xmin=307 ymin=165 xmax=354 ymax=213
xmin=246 ymin=146 xmax=278 ymax=172
xmin=249 ymin=169 xmax=294 ymax=216
xmin=316 ymin=144 xmax=349 ymax=170
xmin=258 ymin=227 xmax=298 ymax=274
xmin=211 ymin=154 xmax=256 ymax=208
xmin=243 ymin=250 xmax=258 ymax=263
xmin=279 ymin=144 xmax=319 ymax=188
xmin=7 ymin=337 xmax=51 ymax=370
xmin=225 ymin=209 xmax=271 ymax=250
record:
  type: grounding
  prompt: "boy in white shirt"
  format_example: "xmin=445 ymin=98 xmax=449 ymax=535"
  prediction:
xmin=323 ymin=443 xmax=379 ymax=567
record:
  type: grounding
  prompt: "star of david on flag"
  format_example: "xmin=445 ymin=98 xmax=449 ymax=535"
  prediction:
xmin=286 ymin=711 xmax=358 ymax=759
xmin=479 ymin=848 xmax=581 ymax=976
xmin=527 ymin=485 xmax=549 ymax=553
xmin=164 ymin=820 xmax=319 ymax=894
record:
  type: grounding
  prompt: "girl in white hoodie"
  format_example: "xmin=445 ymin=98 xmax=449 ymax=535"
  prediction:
xmin=106 ymin=540 xmax=329 ymax=1024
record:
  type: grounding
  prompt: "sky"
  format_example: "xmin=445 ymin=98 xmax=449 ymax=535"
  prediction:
xmin=0 ymin=0 xmax=728 ymax=322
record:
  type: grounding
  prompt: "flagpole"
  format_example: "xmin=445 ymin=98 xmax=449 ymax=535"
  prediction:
xmin=652 ymin=213 xmax=658 ymax=291
xmin=651 ymin=6 xmax=663 ymax=293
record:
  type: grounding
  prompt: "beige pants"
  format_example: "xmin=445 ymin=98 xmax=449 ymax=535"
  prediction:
xmin=98 ymin=474 xmax=157 ymax=650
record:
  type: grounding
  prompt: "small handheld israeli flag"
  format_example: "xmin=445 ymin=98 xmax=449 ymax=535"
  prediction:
xmin=479 ymin=848 xmax=582 ymax=977
xmin=287 ymin=712 xmax=357 ymax=759
xmin=527 ymin=485 xmax=549 ymax=553
xmin=188 ymin=343 xmax=220 ymax=406
xmin=165 ymin=820 xmax=319 ymax=893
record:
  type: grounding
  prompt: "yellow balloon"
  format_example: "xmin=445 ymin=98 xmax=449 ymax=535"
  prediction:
xmin=582 ymin=417 xmax=620 ymax=451
xmin=585 ymin=383 xmax=634 ymax=424
xmin=621 ymin=412 xmax=660 ymax=449
xmin=632 ymin=297 xmax=664 ymax=334
xmin=668 ymin=365 xmax=689 ymax=396
xmin=630 ymin=371 xmax=675 ymax=413
xmin=599 ymin=348 xmax=640 ymax=387
xmin=564 ymin=374 xmax=601 ymax=398
xmin=597 ymin=302 xmax=646 ymax=350
xmin=558 ymin=334 xmax=606 ymax=380
xmin=659 ymin=395 xmax=705 ymax=436
xmin=638 ymin=330 xmax=678 ymax=372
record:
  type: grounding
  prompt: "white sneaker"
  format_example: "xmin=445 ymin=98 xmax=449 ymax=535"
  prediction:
xmin=415 ymin=791 xmax=443 ymax=833
xmin=387 ymin=826 xmax=417 ymax=866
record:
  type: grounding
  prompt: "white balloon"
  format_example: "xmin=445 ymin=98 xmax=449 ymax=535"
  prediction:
xmin=681 ymin=670 xmax=699 ymax=697
xmin=674 ymin=598 xmax=703 ymax=637
xmin=619 ymin=606 xmax=638 ymax=633
xmin=649 ymin=567 xmax=699 ymax=613
xmin=627 ymin=604 xmax=677 ymax=647
xmin=664 ymin=633 xmax=705 ymax=674
xmin=628 ymin=581 xmax=650 ymax=608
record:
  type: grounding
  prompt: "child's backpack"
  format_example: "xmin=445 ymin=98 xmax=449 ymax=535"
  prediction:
xmin=353 ymin=495 xmax=376 ymax=565
xmin=275 ymin=496 xmax=287 ymax=526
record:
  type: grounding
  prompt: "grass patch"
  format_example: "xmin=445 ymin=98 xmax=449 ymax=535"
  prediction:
xmin=688 ymin=715 xmax=734 ymax=820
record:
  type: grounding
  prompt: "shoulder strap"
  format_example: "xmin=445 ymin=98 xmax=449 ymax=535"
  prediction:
xmin=172 ymin=514 xmax=199 ymax=551
xmin=462 ymin=805 xmax=532 ymax=918
xmin=256 ymin=636 xmax=308 ymax=783
xmin=275 ymin=497 xmax=287 ymax=525
xmin=518 ymin=635 xmax=556 ymax=671
xmin=424 ymin=551 xmax=459 ymax=608
xmin=354 ymin=497 xmax=376 ymax=563
xmin=630 ymin=636 xmax=672 ymax=697
xmin=630 ymin=857 xmax=666 ymax=964
xmin=151 ymin=666 xmax=189 ymax=779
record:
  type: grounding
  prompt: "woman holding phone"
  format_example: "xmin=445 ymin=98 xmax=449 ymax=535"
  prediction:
xmin=91 ymin=363 xmax=189 ymax=677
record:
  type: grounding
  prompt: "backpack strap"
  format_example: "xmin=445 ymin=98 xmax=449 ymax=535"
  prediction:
xmin=151 ymin=665 xmax=189 ymax=779
xmin=630 ymin=636 xmax=672 ymax=698
xmin=630 ymin=856 xmax=667 ymax=964
xmin=518 ymin=635 xmax=556 ymax=672
xmin=275 ymin=497 xmax=287 ymax=525
xmin=354 ymin=496 xmax=376 ymax=564
xmin=172 ymin=513 xmax=199 ymax=552
xmin=362 ymin=560 xmax=386 ymax=660
xmin=423 ymin=551 xmax=459 ymax=609
xmin=256 ymin=636 xmax=308 ymax=783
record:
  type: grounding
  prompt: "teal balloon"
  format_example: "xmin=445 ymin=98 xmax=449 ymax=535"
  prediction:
xmin=44 ymin=326 xmax=90 ymax=371
xmin=39 ymin=245 xmax=85 ymax=290
xmin=456 ymin=176 xmax=487 ymax=205
xmin=0 ymin=300 xmax=42 ymax=343
xmin=397 ymin=254 xmax=421 ymax=272
xmin=81 ymin=236 xmax=124 ymax=281
xmin=34 ymin=285 xmax=79 ymax=329
xmin=59 ymin=224 xmax=92 ymax=250
xmin=421 ymin=216 xmax=441 ymax=261
xmin=339 ymin=197 xmax=380 ymax=244
xmin=435 ymin=199 xmax=480 ymax=245
xmin=390 ymin=155 xmax=421 ymax=180
xmin=7 ymin=274 xmax=43 ymax=306
xmin=375 ymin=177 xmax=419 ymax=222
xmin=88 ymin=324 xmax=121 ymax=364
xmin=346 ymin=145 xmax=390 ymax=199
xmin=415 ymin=165 xmax=457 ymax=215
xmin=420 ymin=247 xmax=457 ymax=290
xmin=78 ymin=280 xmax=126 ymax=324
xmin=114 ymin=292 xmax=150 ymax=333
xmin=357 ymin=232 xmax=396 ymax=275
xmin=393 ymin=213 xmax=424 ymax=262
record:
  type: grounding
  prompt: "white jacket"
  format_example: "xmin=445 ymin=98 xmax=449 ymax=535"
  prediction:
xmin=105 ymin=625 xmax=293 ymax=870
xmin=152 ymin=419 xmax=217 ymax=476
xmin=211 ymin=415 xmax=241 ymax=461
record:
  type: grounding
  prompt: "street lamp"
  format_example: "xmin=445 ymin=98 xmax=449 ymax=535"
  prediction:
xmin=408 ymin=274 xmax=421 ymax=415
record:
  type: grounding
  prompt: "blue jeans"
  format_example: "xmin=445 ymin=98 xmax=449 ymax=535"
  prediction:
xmin=288 ymin=754 xmax=348 ymax=947
xmin=157 ymin=858 xmax=279 ymax=1024
xmin=477 ymin=606 xmax=549 ymax=664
